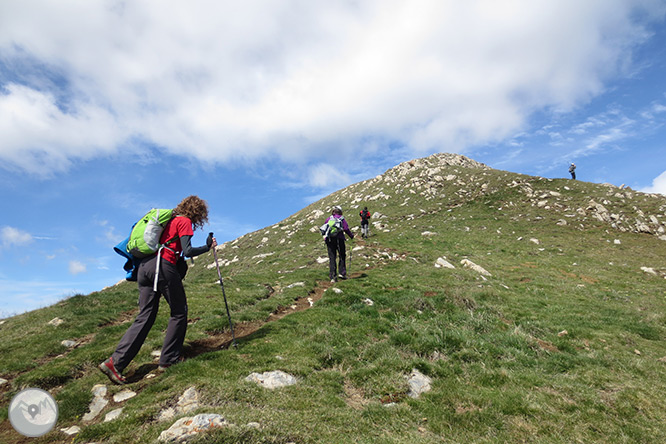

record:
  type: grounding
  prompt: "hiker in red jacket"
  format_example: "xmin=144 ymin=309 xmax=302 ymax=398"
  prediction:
xmin=100 ymin=196 xmax=217 ymax=384
xmin=359 ymin=206 xmax=371 ymax=238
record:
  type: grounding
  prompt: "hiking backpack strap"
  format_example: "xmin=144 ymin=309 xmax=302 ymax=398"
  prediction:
xmin=152 ymin=235 xmax=179 ymax=292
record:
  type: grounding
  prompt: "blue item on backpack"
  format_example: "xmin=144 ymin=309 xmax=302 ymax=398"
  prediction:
xmin=114 ymin=233 xmax=142 ymax=281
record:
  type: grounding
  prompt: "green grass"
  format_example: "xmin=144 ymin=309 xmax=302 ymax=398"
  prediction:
xmin=1 ymin=155 xmax=665 ymax=443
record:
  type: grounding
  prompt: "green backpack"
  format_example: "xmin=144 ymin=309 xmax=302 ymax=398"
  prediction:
xmin=126 ymin=208 xmax=175 ymax=258
xmin=319 ymin=216 xmax=344 ymax=238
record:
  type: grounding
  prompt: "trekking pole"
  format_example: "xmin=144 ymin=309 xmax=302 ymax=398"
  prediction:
xmin=210 ymin=233 xmax=236 ymax=348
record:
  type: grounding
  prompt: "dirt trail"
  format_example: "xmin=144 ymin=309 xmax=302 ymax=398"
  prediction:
xmin=184 ymin=271 xmax=363 ymax=356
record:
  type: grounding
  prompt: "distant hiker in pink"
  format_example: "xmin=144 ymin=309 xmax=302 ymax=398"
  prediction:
xmin=100 ymin=196 xmax=217 ymax=384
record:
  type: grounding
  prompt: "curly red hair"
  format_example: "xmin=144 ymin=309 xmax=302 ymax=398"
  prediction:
xmin=174 ymin=195 xmax=209 ymax=230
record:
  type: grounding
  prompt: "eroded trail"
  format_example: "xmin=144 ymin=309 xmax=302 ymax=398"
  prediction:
xmin=184 ymin=271 xmax=365 ymax=357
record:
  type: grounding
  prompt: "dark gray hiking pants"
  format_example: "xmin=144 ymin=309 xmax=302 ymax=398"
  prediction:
xmin=112 ymin=255 xmax=188 ymax=371
xmin=326 ymin=236 xmax=347 ymax=279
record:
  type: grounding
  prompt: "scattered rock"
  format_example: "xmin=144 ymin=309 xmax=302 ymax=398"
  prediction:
xmin=61 ymin=340 xmax=78 ymax=348
xmin=286 ymin=282 xmax=305 ymax=289
xmin=460 ymin=259 xmax=491 ymax=276
xmin=245 ymin=370 xmax=298 ymax=389
xmin=421 ymin=231 xmax=437 ymax=237
xmin=316 ymin=257 xmax=328 ymax=264
xmin=558 ymin=330 xmax=568 ymax=337
xmin=362 ymin=298 xmax=374 ymax=306
xmin=641 ymin=267 xmax=657 ymax=275
xmin=159 ymin=414 xmax=229 ymax=442
xmin=634 ymin=349 xmax=642 ymax=356
xmin=104 ymin=408 xmax=123 ymax=422
xmin=60 ymin=425 xmax=81 ymax=435
xmin=113 ymin=389 xmax=137 ymax=403
xmin=529 ymin=238 xmax=540 ymax=245
xmin=407 ymin=369 xmax=432 ymax=399
xmin=435 ymin=257 xmax=455 ymax=269
xmin=614 ymin=239 xmax=621 ymax=245
xmin=48 ymin=317 xmax=64 ymax=327
xmin=82 ymin=384 xmax=109 ymax=422
xmin=330 ymin=288 xmax=343 ymax=294
xmin=0 ymin=378 xmax=8 ymax=386
xmin=158 ymin=387 xmax=200 ymax=422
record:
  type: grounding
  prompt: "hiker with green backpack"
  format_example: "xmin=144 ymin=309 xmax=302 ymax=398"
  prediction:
xmin=320 ymin=205 xmax=354 ymax=283
xmin=100 ymin=195 xmax=217 ymax=385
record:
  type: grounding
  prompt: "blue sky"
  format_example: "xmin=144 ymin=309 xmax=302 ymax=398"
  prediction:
xmin=1 ymin=0 xmax=666 ymax=318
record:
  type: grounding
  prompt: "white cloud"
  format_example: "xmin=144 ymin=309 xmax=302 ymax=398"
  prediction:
xmin=308 ymin=163 xmax=352 ymax=189
xmin=641 ymin=170 xmax=666 ymax=195
xmin=1 ymin=0 xmax=664 ymax=174
xmin=68 ymin=260 xmax=87 ymax=275
xmin=1 ymin=226 xmax=33 ymax=248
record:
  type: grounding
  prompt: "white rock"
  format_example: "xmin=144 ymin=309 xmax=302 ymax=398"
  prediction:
xmin=641 ymin=267 xmax=658 ymax=275
xmin=286 ymin=282 xmax=305 ymax=289
xmin=407 ymin=369 xmax=432 ymax=398
xmin=363 ymin=298 xmax=374 ymax=306
xmin=614 ymin=239 xmax=621 ymax=244
xmin=435 ymin=257 xmax=455 ymax=269
xmin=61 ymin=340 xmax=77 ymax=348
xmin=104 ymin=408 xmax=123 ymax=422
xmin=92 ymin=384 xmax=107 ymax=398
xmin=177 ymin=387 xmax=200 ymax=414
xmin=48 ymin=317 xmax=64 ymax=326
xmin=529 ymin=238 xmax=540 ymax=245
xmin=316 ymin=257 xmax=328 ymax=264
xmin=83 ymin=384 xmax=109 ymax=422
xmin=251 ymin=252 xmax=274 ymax=260
xmin=331 ymin=288 xmax=343 ymax=294
xmin=460 ymin=259 xmax=491 ymax=276
xmin=159 ymin=414 xmax=228 ymax=442
xmin=60 ymin=425 xmax=81 ymax=435
xmin=421 ymin=231 xmax=437 ymax=237
xmin=113 ymin=390 xmax=137 ymax=403
xmin=245 ymin=370 xmax=298 ymax=389
xmin=158 ymin=387 xmax=200 ymax=422
xmin=0 ymin=378 xmax=8 ymax=386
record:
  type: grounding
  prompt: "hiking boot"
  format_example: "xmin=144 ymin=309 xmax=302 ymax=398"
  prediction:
xmin=330 ymin=278 xmax=337 ymax=283
xmin=99 ymin=357 xmax=126 ymax=385
xmin=158 ymin=356 xmax=184 ymax=371
xmin=338 ymin=275 xmax=347 ymax=280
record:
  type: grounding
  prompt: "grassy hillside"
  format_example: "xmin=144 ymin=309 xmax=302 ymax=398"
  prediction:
xmin=2 ymin=153 xmax=665 ymax=443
